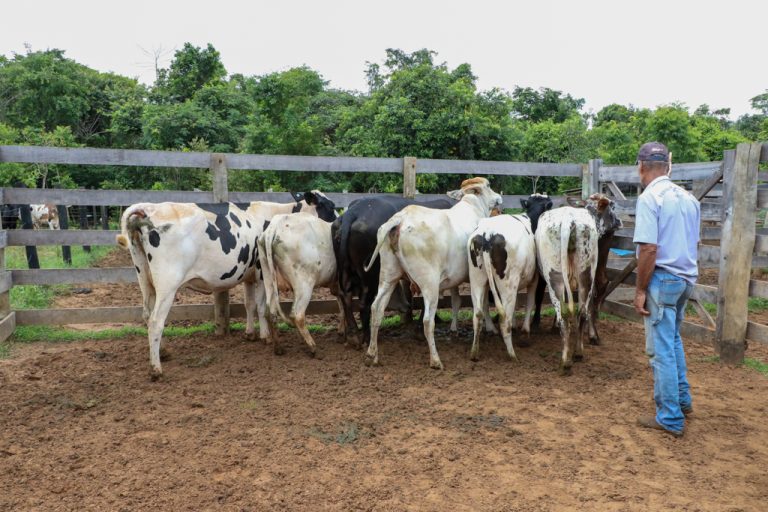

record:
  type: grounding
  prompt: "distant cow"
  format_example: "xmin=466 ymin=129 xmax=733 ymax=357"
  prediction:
xmin=116 ymin=191 xmax=337 ymax=378
xmin=467 ymin=194 xmax=553 ymax=361
xmin=364 ymin=178 xmax=503 ymax=369
xmin=332 ymin=195 xmax=471 ymax=348
xmin=30 ymin=204 xmax=60 ymax=229
xmin=535 ymin=194 xmax=622 ymax=374
xmin=259 ymin=212 xmax=341 ymax=356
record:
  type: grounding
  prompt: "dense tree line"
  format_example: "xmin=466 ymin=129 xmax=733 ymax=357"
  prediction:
xmin=1 ymin=44 xmax=765 ymax=195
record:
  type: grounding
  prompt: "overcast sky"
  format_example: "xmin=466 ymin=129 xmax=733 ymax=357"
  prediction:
xmin=3 ymin=0 xmax=767 ymax=118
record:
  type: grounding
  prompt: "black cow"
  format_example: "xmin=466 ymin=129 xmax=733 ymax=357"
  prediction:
xmin=332 ymin=195 xmax=455 ymax=347
xmin=1 ymin=204 xmax=20 ymax=230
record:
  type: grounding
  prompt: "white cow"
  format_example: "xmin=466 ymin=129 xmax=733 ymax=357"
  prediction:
xmin=258 ymin=212 xmax=342 ymax=356
xmin=116 ymin=192 xmax=337 ymax=379
xmin=535 ymin=207 xmax=599 ymax=374
xmin=364 ymin=177 xmax=503 ymax=369
xmin=30 ymin=203 xmax=60 ymax=229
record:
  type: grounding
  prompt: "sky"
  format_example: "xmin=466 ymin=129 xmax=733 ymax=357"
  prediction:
xmin=2 ymin=0 xmax=767 ymax=118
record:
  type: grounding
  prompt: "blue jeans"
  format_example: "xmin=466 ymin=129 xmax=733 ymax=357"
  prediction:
xmin=644 ymin=270 xmax=694 ymax=433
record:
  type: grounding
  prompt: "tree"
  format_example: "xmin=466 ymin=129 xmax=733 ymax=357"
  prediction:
xmin=151 ymin=43 xmax=226 ymax=103
xmin=510 ymin=86 xmax=585 ymax=123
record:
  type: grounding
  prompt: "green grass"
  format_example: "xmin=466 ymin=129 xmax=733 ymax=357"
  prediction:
xmin=744 ymin=358 xmax=768 ymax=376
xmin=747 ymin=297 xmax=768 ymax=313
xmin=7 ymin=245 xmax=115 ymax=310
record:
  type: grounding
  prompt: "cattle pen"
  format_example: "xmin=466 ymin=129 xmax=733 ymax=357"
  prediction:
xmin=1 ymin=142 xmax=768 ymax=366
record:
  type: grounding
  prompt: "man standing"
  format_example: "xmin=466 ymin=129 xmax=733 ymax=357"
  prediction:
xmin=633 ymin=142 xmax=701 ymax=438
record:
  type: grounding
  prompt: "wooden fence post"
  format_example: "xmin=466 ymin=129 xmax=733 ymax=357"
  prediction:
xmin=583 ymin=159 xmax=602 ymax=199
xmin=78 ymin=205 xmax=90 ymax=253
xmin=56 ymin=205 xmax=72 ymax=265
xmin=403 ymin=157 xmax=417 ymax=199
xmin=211 ymin=153 xmax=230 ymax=335
xmin=715 ymin=143 xmax=762 ymax=364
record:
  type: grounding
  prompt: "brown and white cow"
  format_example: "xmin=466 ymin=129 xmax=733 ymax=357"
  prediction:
xmin=535 ymin=194 xmax=622 ymax=374
xmin=116 ymin=192 xmax=337 ymax=378
xmin=364 ymin=177 xmax=503 ymax=369
xmin=258 ymin=212 xmax=342 ymax=357
xmin=466 ymin=194 xmax=553 ymax=361
xmin=30 ymin=203 xmax=60 ymax=229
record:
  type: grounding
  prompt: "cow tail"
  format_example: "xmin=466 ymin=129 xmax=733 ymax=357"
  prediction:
xmin=263 ymin=225 xmax=290 ymax=324
xmin=364 ymin=216 xmax=402 ymax=273
xmin=117 ymin=205 xmax=154 ymax=294
xmin=337 ymin=209 xmax=356 ymax=285
xmin=482 ymin=250 xmax=504 ymax=317
xmin=561 ymin=220 xmax=575 ymax=316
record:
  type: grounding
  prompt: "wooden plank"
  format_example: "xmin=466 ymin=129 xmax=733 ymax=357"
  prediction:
xmin=0 ymin=230 xmax=6 ymax=249
xmin=211 ymin=153 xmax=228 ymax=202
xmin=605 ymin=181 xmax=626 ymax=200
xmin=749 ymin=279 xmax=768 ymax=299
xmin=416 ymin=159 xmax=582 ymax=177
xmin=689 ymin=298 xmax=716 ymax=328
xmin=601 ymin=300 xmax=715 ymax=346
xmin=757 ymin=189 xmax=768 ymax=209
xmin=3 ymin=187 xmax=214 ymax=206
xmin=599 ymin=161 xmax=722 ymax=183
xmin=0 ymin=312 xmax=15 ymax=343
xmin=612 ymin=199 xmax=723 ymax=221
xmin=716 ymin=143 xmax=762 ymax=363
xmin=12 ymin=295 xmax=469 ymax=326
xmin=11 ymin=267 xmax=137 ymax=285
xmin=0 ymin=145 xmax=211 ymax=168
xmin=761 ymin=142 xmax=768 ymax=163
xmin=7 ymin=229 xmax=121 ymax=246
xmin=226 ymin=154 xmax=402 ymax=173
xmin=746 ymin=321 xmax=768 ymax=345
xmin=693 ymin=284 xmax=718 ymax=304
xmin=0 ymin=271 xmax=11 ymax=294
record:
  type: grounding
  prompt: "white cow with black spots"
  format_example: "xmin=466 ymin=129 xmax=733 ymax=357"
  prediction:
xmin=466 ymin=194 xmax=553 ymax=362
xmin=364 ymin=177 xmax=503 ymax=370
xmin=534 ymin=194 xmax=621 ymax=374
xmin=117 ymin=192 xmax=337 ymax=379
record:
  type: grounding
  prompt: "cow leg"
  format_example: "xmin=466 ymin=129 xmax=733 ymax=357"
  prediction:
xmin=575 ymin=269 xmax=593 ymax=362
xmin=531 ymin=277 xmax=547 ymax=332
xmin=366 ymin=278 xmax=400 ymax=367
xmin=243 ymin=280 xmax=258 ymax=341
xmin=292 ymin=282 xmax=320 ymax=358
xmin=334 ymin=295 xmax=346 ymax=338
xmin=483 ymin=294 xmax=498 ymax=334
xmin=546 ymin=274 xmax=573 ymax=375
xmin=449 ymin=287 xmax=461 ymax=334
xmin=254 ymin=279 xmax=271 ymax=341
xmin=499 ymin=278 xmax=520 ymax=362
xmin=147 ymin=291 xmax=175 ymax=380
xmin=421 ymin=285 xmax=444 ymax=370
xmin=520 ymin=276 xmax=538 ymax=342
xmin=469 ymin=277 xmax=487 ymax=362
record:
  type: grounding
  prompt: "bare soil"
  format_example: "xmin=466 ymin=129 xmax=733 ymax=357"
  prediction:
xmin=1 ymin=319 xmax=767 ymax=511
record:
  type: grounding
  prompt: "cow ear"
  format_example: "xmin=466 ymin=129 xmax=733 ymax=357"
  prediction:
xmin=303 ymin=191 xmax=318 ymax=205
xmin=447 ymin=189 xmax=464 ymax=200
xmin=546 ymin=200 xmax=553 ymax=211
xmin=291 ymin=192 xmax=304 ymax=203
xmin=520 ymin=199 xmax=529 ymax=210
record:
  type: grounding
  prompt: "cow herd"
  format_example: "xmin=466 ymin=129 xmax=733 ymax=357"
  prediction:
xmin=116 ymin=178 xmax=622 ymax=380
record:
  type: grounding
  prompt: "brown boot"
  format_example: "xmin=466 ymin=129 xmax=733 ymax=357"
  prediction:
xmin=637 ymin=415 xmax=684 ymax=438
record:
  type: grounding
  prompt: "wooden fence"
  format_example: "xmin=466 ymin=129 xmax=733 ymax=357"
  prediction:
xmin=1 ymin=142 xmax=767 ymax=364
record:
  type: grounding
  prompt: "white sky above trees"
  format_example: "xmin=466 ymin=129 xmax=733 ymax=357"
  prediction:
xmin=3 ymin=0 xmax=766 ymax=118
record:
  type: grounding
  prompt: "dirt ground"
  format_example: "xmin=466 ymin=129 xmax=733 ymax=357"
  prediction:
xmin=2 ymin=315 xmax=768 ymax=511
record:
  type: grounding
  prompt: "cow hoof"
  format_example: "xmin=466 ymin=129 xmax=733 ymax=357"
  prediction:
xmin=363 ymin=354 xmax=379 ymax=367
xmin=430 ymin=360 xmax=444 ymax=371
xmin=558 ymin=364 xmax=573 ymax=376
xmin=306 ymin=347 xmax=323 ymax=360
xmin=244 ymin=331 xmax=257 ymax=342
xmin=149 ymin=369 xmax=163 ymax=382
xmin=159 ymin=347 xmax=172 ymax=362
xmin=573 ymin=353 xmax=584 ymax=362
xmin=589 ymin=336 xmax=601 ymax=346
xmin=470 ymin=353 xmax=480 ymax=362
xmin=507 ymin=353 xmax=519 ymax=363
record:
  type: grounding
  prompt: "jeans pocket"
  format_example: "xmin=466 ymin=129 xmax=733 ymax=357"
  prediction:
xmin=659 ymin=278 xmax=686 ymax=307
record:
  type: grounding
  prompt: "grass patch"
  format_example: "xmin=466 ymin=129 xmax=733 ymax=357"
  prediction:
xmin=744 ymin=358 xmax=768 ymax=376
xmin=7 ymin=245 xmax=115 ymax=310
xmin=307 ymin=422 xmax=362 ymax=445
xmin=747 ymin=297 xmax=768 ymax=313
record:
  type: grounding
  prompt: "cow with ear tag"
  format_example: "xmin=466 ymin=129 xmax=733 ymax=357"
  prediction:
xmin=364 ymin=177 xmax=503 ymax=369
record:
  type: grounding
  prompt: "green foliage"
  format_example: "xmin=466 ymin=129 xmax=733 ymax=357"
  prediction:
xmin=744 ymin=358 xmax=768 ymax=377
xmin=1 ymin=44 xmax=765 ymax=195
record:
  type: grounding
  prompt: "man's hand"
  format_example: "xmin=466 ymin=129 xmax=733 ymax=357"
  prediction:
xmin=634 ymin=289 xmax=650 ymax=316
